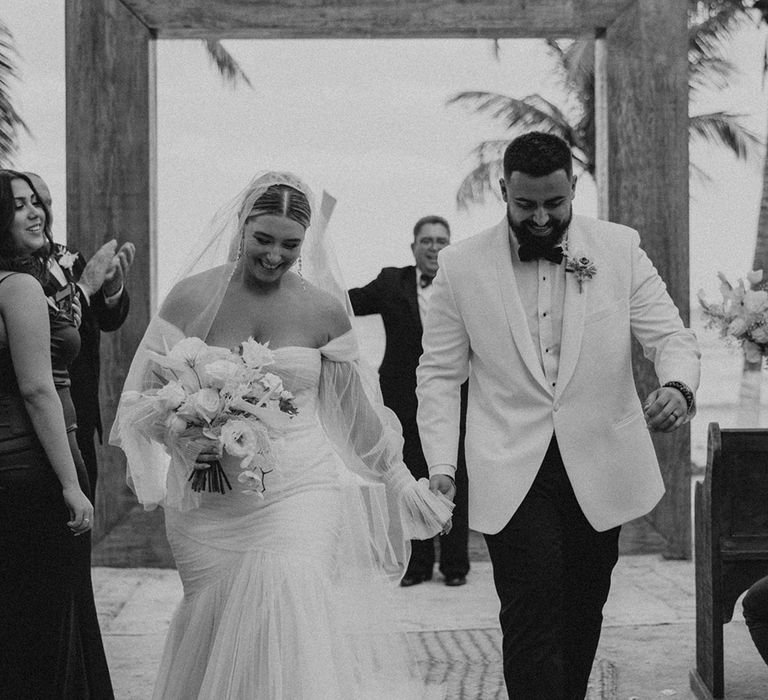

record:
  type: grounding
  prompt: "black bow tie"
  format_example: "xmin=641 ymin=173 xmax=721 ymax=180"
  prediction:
xmin=420 ymin=274 xmax=434 ymax=288
xmin=517 ymin=243 xmax=564 ymax=264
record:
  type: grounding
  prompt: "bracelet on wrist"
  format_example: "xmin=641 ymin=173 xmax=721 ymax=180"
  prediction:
xmin=663 ymin=381 xmax=694 ymax=413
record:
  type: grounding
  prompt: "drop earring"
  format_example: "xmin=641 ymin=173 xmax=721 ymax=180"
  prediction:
xmin=236 ymin=235 xmax=244 ymax=261
xmin=296 ymin=256 xmax=307 ymax=291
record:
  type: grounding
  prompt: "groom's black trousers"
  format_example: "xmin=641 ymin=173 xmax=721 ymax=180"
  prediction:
xmin=484 ymin=435 xmax=620 ymax=700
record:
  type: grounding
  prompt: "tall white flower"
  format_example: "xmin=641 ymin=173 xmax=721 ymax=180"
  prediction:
xmin=241 ymin=338 xmax=274 ymax=370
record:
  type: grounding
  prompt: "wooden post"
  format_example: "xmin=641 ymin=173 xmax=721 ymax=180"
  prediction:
xmin=66 ymin=0 xmax=156 ymax=543
xmin=605 ymin=0 xmax=691 ymax=558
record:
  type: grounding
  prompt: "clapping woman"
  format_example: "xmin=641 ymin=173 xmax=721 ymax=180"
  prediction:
xmin=0 ymin=170 xmax=113 ymax=698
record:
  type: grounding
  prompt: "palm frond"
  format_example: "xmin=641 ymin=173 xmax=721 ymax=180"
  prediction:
xmin=455 ymin=153 xmax=505 ymax=210
xmin=689 ymin=53 xmax=737 ymax=94
xmin=560 ymin=38 xmax=595 ymax=93
xmin=688 ymin=2 xmax=749 ymax=57
xmin=689 ymin=111 xmax=762 ymax=161
xmin=0 ymin=21 xmax=29 ymax=167
xmin=447 ymin=91 xmax=572 ymax=135
xmin=689 ymin=159 xmax=714 ymax=186
xmin=203 ymin=40 xmax=253 ymax=89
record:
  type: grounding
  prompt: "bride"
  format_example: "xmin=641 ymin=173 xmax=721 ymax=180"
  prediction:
xmin=111 ymin=171 xmax=453 ymax=699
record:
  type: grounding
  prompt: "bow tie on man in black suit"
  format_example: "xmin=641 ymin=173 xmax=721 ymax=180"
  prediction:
xmin=420 ymin=274 xmax=434 ymax=288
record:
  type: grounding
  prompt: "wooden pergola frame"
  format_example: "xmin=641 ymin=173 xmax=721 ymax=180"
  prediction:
xmin=66 ymin=0 xmax=691 ymax=558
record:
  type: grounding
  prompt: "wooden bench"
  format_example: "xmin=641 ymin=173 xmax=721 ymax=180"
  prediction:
xmin=691 ymin=423 xmax=768 ymax=699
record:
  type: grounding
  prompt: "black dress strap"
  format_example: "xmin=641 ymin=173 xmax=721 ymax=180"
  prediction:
xmin=0 ymin=272 xmax=20 ymax=287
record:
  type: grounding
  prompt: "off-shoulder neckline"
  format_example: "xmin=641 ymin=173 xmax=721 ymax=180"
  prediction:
xmin=154 ymin=318 xmax=355 ymax=353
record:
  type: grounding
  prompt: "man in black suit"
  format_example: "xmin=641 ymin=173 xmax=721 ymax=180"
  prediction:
xmin=26 ymin=173 xmax=133 ymax=503
xmin=349 ymin=215 xmax=469 ymax=587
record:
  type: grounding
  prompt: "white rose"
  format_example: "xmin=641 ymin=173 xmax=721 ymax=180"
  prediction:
xmin=195 ymin=388 xmax=224 ymax=423
xmin=744 ymin=290 xmax=768 ymax=314
xmin=728 ymin=317 xmax=748 ymax=338
xmin=752 ymin=325 xmax=768 ymax=344
xmin=747 ymin=270 xmax=764 ymax=286
xmin=177 ymin=388 xmax=222 ymax=423
xmin=202 ymin=358 xmax=242 ymax=388
xmin=166 ymin=414 xmax=188 ymax=435
xmin=156 ymin=381 xmax=186 ymax=410
xmin=241 ymin=338 xmax=274 ymax=370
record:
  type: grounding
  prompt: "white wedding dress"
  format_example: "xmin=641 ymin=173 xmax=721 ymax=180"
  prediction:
xmin=150 ymin=333 xmax=445 ymax=699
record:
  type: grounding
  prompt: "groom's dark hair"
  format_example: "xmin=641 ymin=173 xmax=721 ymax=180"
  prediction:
xmin=503 ymin=132 xmax=573 ymax=180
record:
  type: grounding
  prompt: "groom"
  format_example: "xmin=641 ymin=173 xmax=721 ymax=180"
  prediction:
xmin=417 ymin=132 xmax=700 ymax=698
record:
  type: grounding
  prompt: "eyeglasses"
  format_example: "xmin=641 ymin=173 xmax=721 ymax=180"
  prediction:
xmin=416 ymin=237 xmax=449 ymax=249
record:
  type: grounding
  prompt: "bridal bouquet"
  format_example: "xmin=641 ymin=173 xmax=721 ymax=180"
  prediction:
xmin=699 ymin=270 xmax=768 ymax=362
xmin=142 ymin=336 xmax=298 ymax=496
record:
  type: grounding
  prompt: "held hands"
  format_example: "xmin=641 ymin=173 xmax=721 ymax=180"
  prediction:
xmin=643 ymin=386 xmax=688 ymax=432
xmin=429 ymin=474 xmax=456 ymax=535
xmin=63 ymin=484 xmax=93 ymax=536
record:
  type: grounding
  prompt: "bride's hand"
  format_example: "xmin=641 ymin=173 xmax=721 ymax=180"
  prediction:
xmin=429 ymin=474 xmax=456 ymax=502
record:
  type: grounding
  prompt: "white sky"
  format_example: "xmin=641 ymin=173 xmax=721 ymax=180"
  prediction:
xmin=2 ymin=1 xmax=766 ymax=302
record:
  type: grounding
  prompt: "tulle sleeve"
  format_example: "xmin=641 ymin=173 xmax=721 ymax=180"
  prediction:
xmin=109 ymin=317 xmax=203 ymax=512
xmin=317 ymin=331 xmax=454 ymax=568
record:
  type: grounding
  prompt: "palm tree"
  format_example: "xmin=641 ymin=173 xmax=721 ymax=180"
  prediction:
xmin=448 ymin=4 xmax=759 ymax=209
xmin=0 ymin=19 xmax=28 ymax=167
xmin=203 ymin=40 xmax=253 ymax=89
xmin=0 ymin=25 xmax=250 ymax=167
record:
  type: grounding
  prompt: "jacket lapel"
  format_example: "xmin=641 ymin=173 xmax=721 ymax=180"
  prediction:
xmin=555 ymin=218 xmax=588 ymax=398
xmin=492 ymin=221 xmax=550 ymax=392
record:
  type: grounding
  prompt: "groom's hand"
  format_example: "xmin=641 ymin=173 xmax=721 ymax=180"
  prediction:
xmin=429 ymin=474 xmax=456 ymax=503
xmin=643 ymin=386 xmax=688 ymax=432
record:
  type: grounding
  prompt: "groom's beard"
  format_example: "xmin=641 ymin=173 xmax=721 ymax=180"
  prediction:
xmin=507 ymin=208 xmax=572 ymax=250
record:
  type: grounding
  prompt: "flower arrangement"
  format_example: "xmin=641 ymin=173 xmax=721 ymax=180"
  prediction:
xmin=564 ymin=249 xmax=597 ymax=293
xmin=144 ymin=336 xmax=298 ymax=496
xmin=56 ymin=249 xmax=78 ymax=271
xmin=45 ymin=244 xmax=78 ymax=322
xmin=698 ymin=270 xmax=768 ymax=362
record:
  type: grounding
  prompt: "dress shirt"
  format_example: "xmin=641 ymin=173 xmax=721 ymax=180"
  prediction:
xmin=509 ymin=230 xmax=567 ymax=389
xmin=416 ymin=269 xmax=434 ymax=325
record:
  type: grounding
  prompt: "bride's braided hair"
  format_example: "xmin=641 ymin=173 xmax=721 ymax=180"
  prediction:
xmin=248 ymin=184 xmax=311 ymax=229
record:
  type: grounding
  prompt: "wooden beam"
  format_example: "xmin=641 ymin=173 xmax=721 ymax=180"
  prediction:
xmin=119 ymin=0 xmax=635 ymax=39
xmin=66 ymin=0 xmax=156 ymax=544
xmin=605 ymin=0 xmax=691 ymax=558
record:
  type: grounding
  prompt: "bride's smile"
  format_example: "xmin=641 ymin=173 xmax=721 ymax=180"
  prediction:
xmin=242 ymin=213 xmax=305 ymax=284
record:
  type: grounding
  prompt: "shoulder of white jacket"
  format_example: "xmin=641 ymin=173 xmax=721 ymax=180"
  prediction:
xmin=571 ymin=214 xmax=638 ymax=243
xmin=571 ymin=214 xmax=637 ymax=236
xmin=441 ymin=219 xmax=506 ymax=259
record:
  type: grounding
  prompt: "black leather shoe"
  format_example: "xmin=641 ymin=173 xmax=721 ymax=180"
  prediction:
xmin=400 ymin=573 xmax=428 ymax=587
xmin=444 ymin=575 xmax=467 ymax=587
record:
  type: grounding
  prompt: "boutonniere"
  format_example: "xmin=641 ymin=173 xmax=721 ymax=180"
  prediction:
xmin=564 ymin=250 xmax=597 ymax=293
xmin=57 ymin=250 xmax=78 ymax=272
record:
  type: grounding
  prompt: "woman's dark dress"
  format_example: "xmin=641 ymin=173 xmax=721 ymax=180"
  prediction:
xmin=0 ymin=273 xmax=114 ymax=699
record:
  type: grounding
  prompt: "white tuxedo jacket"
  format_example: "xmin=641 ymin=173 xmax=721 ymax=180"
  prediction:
xmin=416 ymin=215 xmax=700 ymax=534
